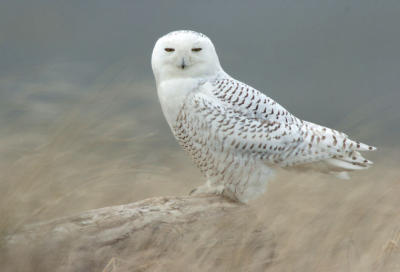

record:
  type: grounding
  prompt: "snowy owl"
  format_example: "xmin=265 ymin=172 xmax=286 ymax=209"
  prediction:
xmin=151 ymin=30 xmax=376 ymax=203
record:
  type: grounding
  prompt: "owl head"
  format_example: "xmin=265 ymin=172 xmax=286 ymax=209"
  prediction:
xmin=151 ymin=30 xmax=222 ymax=84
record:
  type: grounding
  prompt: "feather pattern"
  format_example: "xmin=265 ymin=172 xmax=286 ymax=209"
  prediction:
xmin=171 ymin=77 xmax=375 ymax=202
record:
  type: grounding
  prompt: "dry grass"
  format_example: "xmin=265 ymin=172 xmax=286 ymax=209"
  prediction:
xmin=0 ymin=74 xmax=399 ymax=271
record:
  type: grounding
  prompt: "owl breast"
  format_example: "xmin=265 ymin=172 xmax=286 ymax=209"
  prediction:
xmin=157 ymin=78 xmax=200 ymax=129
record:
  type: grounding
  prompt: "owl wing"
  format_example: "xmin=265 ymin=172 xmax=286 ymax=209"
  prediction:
xmin=175 ymin=92 xmax=313 ymax=167
xmin=208 ymin=78 xmax=376 ymax=169
xmin=210 ymin=78 xmax=300 ymax=125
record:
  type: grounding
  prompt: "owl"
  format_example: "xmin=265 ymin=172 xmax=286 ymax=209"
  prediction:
xmin=151 ymin=30 xmax=376 ymax=203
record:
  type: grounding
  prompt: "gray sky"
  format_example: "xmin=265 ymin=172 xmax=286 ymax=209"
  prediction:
xmin=1 ymin=0 xmax=399 ymax=147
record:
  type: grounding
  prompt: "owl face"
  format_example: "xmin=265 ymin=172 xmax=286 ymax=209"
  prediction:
xmin=151 ymin=31 xmax=222 ymax=83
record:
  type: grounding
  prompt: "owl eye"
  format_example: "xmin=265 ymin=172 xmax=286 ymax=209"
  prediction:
xmin=164 ymin=48 xmax=175 ymax=52
xmin=192 ymin=48 xmax=202 ymax=52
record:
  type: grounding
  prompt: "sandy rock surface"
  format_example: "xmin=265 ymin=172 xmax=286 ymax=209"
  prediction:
xmin=5 ymin=195 xmax=275 ymax=272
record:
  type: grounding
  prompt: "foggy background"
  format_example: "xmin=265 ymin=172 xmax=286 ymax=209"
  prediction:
xmin=0 ymin=1 xmax=400 ymax=270
xmin=1 ymin=0 xmax=399 ymax=143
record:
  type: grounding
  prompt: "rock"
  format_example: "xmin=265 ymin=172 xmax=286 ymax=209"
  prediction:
xmin=4 ymin=195 xmax=276 ymax=272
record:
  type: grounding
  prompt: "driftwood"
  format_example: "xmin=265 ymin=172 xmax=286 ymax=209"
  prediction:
xmin=4 ymin=195 xmax=276 ymax=272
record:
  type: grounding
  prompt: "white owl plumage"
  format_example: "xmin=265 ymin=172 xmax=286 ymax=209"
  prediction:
xmin=151 ymin=30 xmax=376 ymax=203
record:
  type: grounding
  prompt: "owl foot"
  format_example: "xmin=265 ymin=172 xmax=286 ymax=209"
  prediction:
xmin=189 ymin=184 xmax=241 ymax=203
xmin=189 ymin=184 xmax=225 ymax=196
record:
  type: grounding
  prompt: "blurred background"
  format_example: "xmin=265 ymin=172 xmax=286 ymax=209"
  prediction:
xmin=0 ymin=0 xmax=399 ymax=270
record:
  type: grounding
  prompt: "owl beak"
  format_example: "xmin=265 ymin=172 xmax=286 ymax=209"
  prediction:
xmin=180 ymin=58 xmax=186 ymax=69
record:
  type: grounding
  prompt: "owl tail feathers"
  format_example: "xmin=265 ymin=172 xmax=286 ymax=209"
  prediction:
xmin=355 ymin=142 xmax=377 ymax=152
xmin=326 ymin=151 xmax=373 ymax=172
xmin=324 ymin=144 xmax=376 ymax=179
